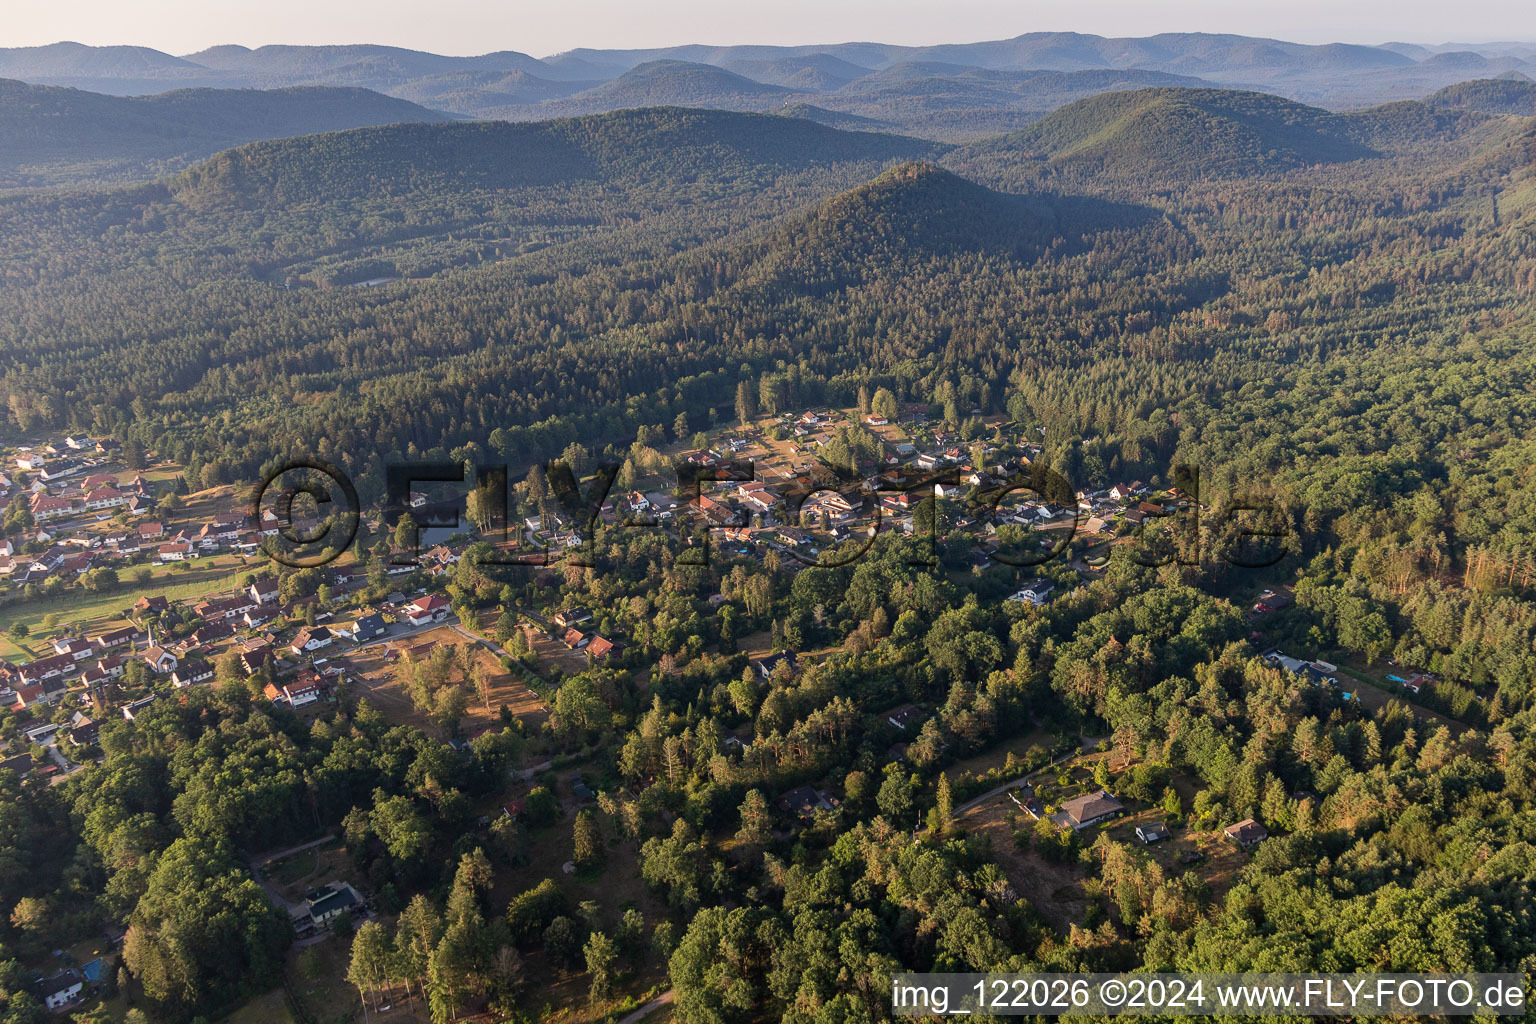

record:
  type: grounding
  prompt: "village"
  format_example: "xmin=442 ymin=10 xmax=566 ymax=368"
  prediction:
xmin=0 ymin=403 xmax=1471 ymax=1019
xmin=0 ymin=402 xmax=1455 ymax=788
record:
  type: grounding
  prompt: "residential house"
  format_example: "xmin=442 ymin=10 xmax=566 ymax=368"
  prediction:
xmin=157 ymin=539 xmax=194 ymax=562
xmin=34 ymin=969 xmax=83 ymax=1010
xmin=8 ymin=685 xmax=47 ymax=712
xmin=30 ymin=494 xmax=76 ymax=522
xmin=303 ymin=883 xmax=360 ymax=929
xmin=239 ymin=643 xmax=274 ymax=676
xmin=347 ymin=613 xmax=388 ymax=642
xmin=171 ymin=660 xmax=213 ymax=688
xmin=1136 ymin=822 xmax=1172 ymax=844
xmin=552 ymin=608 xmax=592 ymax=629
xmin=84 ymin=486 xmax=127 ymax=511
xmin=778 ymin=785 xmax=835 ymax=817
xmin=51 ymin=636 xmax=95 ymax=661
xmin=1081 ymin=517 xmax=1113 ymax=536
xmin=121 ymin=694 xmax=158 ymax=721
xmin=1060 ymin=790 xmax=1124 ymax=830
xmin=68 ymin=713 xmax=100 ymax=746
xmin=265 ymin=670 xmax=325 ymax=707
xmin=38 ymin=460 xmax=83 ymax=482
xmin=755 ymin=650 xmax=797 ymax=680
xmin=1008 ymin=580 xmax=1057 ymax=606
xmin=92 ymin=626 xmax=140 ymax=652
xmin=17 ymin=653 xmax=75 ymax=687
xmin=81 ymin=658 xmax=123 ymax=689
xmin=133 ymin=595 xmax=169 ymax=616
xmin=1252 ymin=590 xmax=1292 ymax=615
xmin=886 ymin=704 xmax=927 ymax=731
xmin=290 ymin=626 xmax=334 ymax=656
xmin=185 ymin=621 xmax=234 ymax=650
xmin=142 ymin=646 xmax=178 ymax=674
xmin=1224 ymin=819 xmax=1269 ymax=848
xmin=402 ymin=594 xmax=450 ymax=626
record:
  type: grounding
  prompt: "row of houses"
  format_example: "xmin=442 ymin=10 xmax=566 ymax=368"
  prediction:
xmin=1033 ymin=789 xmax=1273 ymax=850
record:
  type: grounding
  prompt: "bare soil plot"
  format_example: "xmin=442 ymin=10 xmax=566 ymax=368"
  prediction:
xmin=956 ymin=796 xmax=1090 ymax=931
xmin=344 ymin=626 xmax=549 ymax=737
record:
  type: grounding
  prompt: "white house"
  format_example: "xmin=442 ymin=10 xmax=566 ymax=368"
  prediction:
xmin=402 ymin=594 xmax=450 ymax=626
xmin=35 ymin=970 xmax=83 ymax=1010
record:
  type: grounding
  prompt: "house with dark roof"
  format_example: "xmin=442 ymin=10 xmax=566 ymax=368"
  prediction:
xmin=755 ymin=650 xmax=798 ymax=680
xmin=34 ymin=968 xmax=82 ymax=1010
xmin=303 ymin=882 xmax=360 ymax=929
xmin=68 ymin=714 xmax=100 ymax=747
xmin=1252 ymin=590 xmax=1292 ymax=615
xmin=552 ymin=608 xmax=593 ymax=629
xmin=92 ymin=625 xmax=141 ymax=652
xmin=1008 ymin=580 xmax=1057 ymax=606
xmin=171 ymin=660 xmax=213 ymax=688
xmin=778 ymin=785 xmax=835 ymax=817
xmin=1060 ymin=790 xmax=1124 ymax=830
xmin=133 ymin=594 xmax=169 ymax=615
xmin=1224 ymin=818 xmax=1269 ymax=848
xmin=121 ymin=694 xmax=158 ymax=721
xmin=346 ymin=613 xmax=388 ymax=642
xmin=290 ymin=626 xmax=333 ymax=656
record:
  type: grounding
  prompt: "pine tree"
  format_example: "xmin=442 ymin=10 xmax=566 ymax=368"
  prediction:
xmin=734 ymin=380 xmax=758 ymax=426
xmin=935 ymin=772 xmax=954 ymax=833
xmin=584 ymin=930 xmax=618 ymax=1004
xmin=573 ymin=809 xmax=603 ymax=870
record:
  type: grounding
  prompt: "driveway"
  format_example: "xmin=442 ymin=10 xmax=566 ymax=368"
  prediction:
xmin=617 ymin=990 xmax=674 ymax=1024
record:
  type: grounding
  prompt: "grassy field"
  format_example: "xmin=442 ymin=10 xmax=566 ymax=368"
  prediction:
xmin=946 ymin=727 xmax=1058 ymax=780
xmin=271 ymin=851 xmax=319 ymax=885
xmin=0 ymin=554 xmax=254 ymax=660
xmin=225 ymin=988 xmax=298 ymax=1024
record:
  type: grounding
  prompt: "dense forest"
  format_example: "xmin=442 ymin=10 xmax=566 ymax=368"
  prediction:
xmin=4 ymin=82 xmax=1536 ymax=1022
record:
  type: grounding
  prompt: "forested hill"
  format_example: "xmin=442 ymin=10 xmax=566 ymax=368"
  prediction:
xmin=531 ymin=61 xmax=795 ymax=117
xmin=1427 ymin=77 xmax=1536 ymax=116
xmin=736 ymin=161 xmax=1068 ymax=285
xmin=0 ymin=78 xmax=454 ymax=187
xmin=961 ymin=88 xmax=1379 ymax=179
xmin=170 ymin=107 xmax=947 ymax=208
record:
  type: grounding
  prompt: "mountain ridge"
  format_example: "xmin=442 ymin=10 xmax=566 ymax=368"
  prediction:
xmin=3 ymin=33 xmax=1535 ymax=120
xmin=0 ymin=78 xmax=455 ymax=186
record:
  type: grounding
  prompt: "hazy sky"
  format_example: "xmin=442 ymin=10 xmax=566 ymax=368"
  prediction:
xmin=8 ymin=0 xmax=1536 ymax=56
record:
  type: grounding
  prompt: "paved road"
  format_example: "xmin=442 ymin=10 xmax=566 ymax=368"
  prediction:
xmin=952 ymin=747 xmax=1079 ymax=817
xmin=251 ymin=834 xmax=337 ymax=871
xmin=617 ymin=990 xmax=674 ymax=1024
xmin=450 ymin=623 xmax=501 ymax=654
xmin=515 ymin=759 xmax=553 ymax=782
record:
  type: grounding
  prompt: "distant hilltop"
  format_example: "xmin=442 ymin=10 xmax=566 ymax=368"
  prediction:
xmin=4 ymin=32 xmax=1536 ymax=119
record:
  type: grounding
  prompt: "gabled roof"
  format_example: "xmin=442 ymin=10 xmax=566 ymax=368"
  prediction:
xmin=1061 ymin=790 xmax=1123 ymax=825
